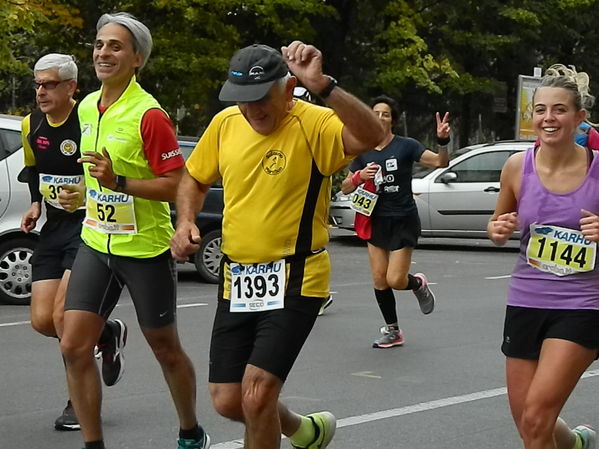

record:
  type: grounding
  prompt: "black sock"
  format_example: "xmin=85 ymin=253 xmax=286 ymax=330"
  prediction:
xmin=85 ymin=441 xmax=105 ymax=449
xmin=374 ymin=288 xmax=397 ymax=325
xmin=406 ymin=274 xmax=421 ymax=291
xmin=179 ymin=424 xmax=204 ymax=441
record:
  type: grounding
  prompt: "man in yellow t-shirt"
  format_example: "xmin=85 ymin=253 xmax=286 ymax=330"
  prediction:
xmin=171 ymin=42 xmax=384 ymax=449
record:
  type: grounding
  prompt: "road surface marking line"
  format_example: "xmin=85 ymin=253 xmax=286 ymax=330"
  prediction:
xmin=352 ymin=371 xmax=382 ymax=379
xmin=485 ymin=275 xmax=512 ymax=279
xmin=211 ymin=369 xmax=599 ymax=449
xmin=0 ymin=303 xmax=208 ymax=328
xmin=177 ymin=303 xmax=208 ymax=308
xmin=0 ymin=320 xmax=30 ymax=328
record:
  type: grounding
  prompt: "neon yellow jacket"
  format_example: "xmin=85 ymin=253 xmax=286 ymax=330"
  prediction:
xmin=78 ymin=76 xmax=174 ymax=258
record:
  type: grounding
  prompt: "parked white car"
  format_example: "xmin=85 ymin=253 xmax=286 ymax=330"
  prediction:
xmin=0 ymin=114 xmax=37 ymax=305
xmin=330 ymin=140 xmax=533 ymax=238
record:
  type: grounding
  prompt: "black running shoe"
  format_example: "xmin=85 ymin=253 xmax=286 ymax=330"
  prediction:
xmin=101 ymin=318 xmax=127 ymax=387
xmin=54 ymin=400 xmax=80 ymax=431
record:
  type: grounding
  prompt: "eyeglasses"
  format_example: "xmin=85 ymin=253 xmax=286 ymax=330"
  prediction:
xmin=33 ymin=80 xmax=69 ymax=91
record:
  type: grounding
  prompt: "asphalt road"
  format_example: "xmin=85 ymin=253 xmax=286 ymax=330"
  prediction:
xmin=1 ymin=230 xmax=599 ymax=449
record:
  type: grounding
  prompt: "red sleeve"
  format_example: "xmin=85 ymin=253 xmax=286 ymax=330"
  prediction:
xmin=588 ymin=127 xmax=599 ymax=151
xmin=141 ymin=108 xmax=185 ymax=175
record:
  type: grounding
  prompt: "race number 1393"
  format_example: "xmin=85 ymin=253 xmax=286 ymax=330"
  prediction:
xmin=230 ymin=260 xmax=285 ymax=312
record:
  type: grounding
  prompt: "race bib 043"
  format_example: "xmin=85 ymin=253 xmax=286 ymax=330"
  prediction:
xmin=350 ymin=186 xmax=379 ymax=217
xmin=230 ymin=260 xmax=285 ymax=312
xmin=83 ymin=188 xmax=137 ymax=234
xmin=526 ymin=224 xmax=596 ymax=276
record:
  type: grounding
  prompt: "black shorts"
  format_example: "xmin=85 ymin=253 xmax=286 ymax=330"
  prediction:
xmin=502 ymin=305 xmax=599 ymax=359
xmin=31 ymin=212 xmax=84 ymax=282
xmin=209 ymin=296 xmax=322 ymax=383
xmin=368 ymin=214 xmax=421 ymax=251
xmin=64 ymin=244 xmax=177 ymax=328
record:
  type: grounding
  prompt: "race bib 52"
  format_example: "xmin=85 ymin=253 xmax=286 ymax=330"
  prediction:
xmin=83 ymin=188 xmax=137 ymax=234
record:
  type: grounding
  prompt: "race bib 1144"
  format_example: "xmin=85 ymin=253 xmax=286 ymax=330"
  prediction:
xmin=526 ymin=224 xmax=596 ymax=276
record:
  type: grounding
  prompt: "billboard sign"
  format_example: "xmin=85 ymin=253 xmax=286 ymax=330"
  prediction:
xmin=515 ymin=75 xmax=542 ymax=140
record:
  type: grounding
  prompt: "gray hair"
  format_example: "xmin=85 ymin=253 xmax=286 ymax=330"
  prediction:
xmin=276 ymin=73 xmax=292 ymax=91
xmin=34 ymin=54 xmax=78 ymax=81
xmin=97 ymin=12 xmax=152 ymax=71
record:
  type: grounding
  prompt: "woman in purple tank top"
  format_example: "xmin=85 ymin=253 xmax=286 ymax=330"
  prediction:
xmin=488 ymin=64 xmax=599 ymax=449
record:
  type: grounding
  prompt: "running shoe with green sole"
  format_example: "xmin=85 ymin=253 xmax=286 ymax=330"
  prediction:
xmin=573 ymin=425 xmax=596 ymax=449
xmin=291 ymin=411 xmax=336 ymax=449
xmin=177 ymin=432 xmax=211 ymax=449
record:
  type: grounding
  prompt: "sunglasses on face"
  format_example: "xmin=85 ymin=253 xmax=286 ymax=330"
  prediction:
xmin=33 ymin=80 xmax=69 ymax=91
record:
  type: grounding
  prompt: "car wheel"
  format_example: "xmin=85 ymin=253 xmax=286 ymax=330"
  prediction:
xmin=0 ymin=237 xmax=35 ymax=305
xmin=194 ymin=230 xmax=222 ymax=284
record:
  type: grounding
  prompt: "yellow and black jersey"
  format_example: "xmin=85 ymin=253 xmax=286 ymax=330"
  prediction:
xmin=22 ymin=104 xmax=81 ymax=173
xmin=21 ymin=105 xmax=83 ymax=220
xmin=187 ymin=100 xmax=352 ymax=298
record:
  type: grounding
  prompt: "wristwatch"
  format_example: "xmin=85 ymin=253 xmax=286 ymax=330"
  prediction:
xmin=318 ymin=75 xmax=338 ymax=99
xmin=114 ymin=175 xmax=127 ymax=192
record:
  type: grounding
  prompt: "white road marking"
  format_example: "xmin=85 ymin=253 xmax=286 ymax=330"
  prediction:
xmin=0 ymin=320 xmax=30 ymax=328
xmin=485 ymin=275 xmax=512 ymax=280
xmin=0 ymin=303 xmax=208 ymax=328
xmin=178 ymin=303 xmax=208 ymax=308
xmin=352 ymin=371 xmax=382 ymax=379
xmin=211 ymin=369 xmax=599 ymax=449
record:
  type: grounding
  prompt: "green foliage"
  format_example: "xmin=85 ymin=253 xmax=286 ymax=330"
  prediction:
xmin=0 ymin=0 xmax=83 ymax=113
xmin=5 ymin=0 xmax=599 ymax=144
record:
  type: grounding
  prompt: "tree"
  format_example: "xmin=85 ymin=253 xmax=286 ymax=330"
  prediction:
xmin=0 ymin=0 xmax=82 ymax=113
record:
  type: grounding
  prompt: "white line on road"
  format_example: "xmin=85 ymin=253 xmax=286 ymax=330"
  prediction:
xmin=211 ymin=369 xmax=599 ymax=449
xmin=485 ymin=275 xmax=512 ymax=280
xmin=0 ymin=302 xmax=208 ymax=328
xmin=0 ymin=320 xmax=30 ymax=328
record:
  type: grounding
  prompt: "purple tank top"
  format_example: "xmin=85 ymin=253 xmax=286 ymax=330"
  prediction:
xmin=508 ymin=148 xmax=599 ymax=310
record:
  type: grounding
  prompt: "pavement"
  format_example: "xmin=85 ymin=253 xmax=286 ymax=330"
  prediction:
xmin=1 ymin=229 xmax=598 ymax=448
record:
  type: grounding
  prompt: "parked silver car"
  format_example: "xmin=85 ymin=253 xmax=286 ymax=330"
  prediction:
xmin=0 ymin=114 xmax=37 ymax=305
xmin=329 ymin=140 xmax=533 ymax=238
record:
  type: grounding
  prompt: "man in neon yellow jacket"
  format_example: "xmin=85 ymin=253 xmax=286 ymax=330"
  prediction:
xmin=59 ymin=12 xmax=209 ymax=449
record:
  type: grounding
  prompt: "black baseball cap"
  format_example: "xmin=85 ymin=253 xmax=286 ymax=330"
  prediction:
xmin=219 ymin=44 xmax=289 ymax=103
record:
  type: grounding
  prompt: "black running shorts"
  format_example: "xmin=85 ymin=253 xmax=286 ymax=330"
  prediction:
xmin=64 ymin=244 xmax=177 ymax=328
xmin=31 ymin=212 xmax=84 ymax=282
xmin=368 ymin=214 xmax=421 ymax=251
xmin=502 ymin=305 xmax=599 ymax=359
xmin=209 ymin=296 xmax=322 ymax=383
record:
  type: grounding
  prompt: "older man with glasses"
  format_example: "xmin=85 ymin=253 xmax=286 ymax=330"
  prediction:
xmin=20 ymin=53 xmax=128 ymax=432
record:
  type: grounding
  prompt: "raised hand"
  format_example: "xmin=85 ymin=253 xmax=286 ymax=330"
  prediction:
xmin=436 ymin=112 xmax=450 ymax=139
xmin=281 ymin=41 xmax=328 ymax=94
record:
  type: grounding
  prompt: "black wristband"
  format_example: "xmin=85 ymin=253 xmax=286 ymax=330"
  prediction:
xmin=115 ymin=175 xmax=127 ymax=192
xmin=437 ymin=136 xmax=450 ymax=146
xmin=318 ymin=75 xmax=338 ymax=99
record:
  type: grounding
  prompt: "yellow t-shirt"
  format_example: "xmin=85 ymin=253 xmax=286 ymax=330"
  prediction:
xmin=186 ymin=100 xmax=352 ymax=298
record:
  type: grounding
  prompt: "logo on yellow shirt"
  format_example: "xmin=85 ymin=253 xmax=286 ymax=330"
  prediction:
xmin=262 ymin=149 xmax=286 ymax=175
